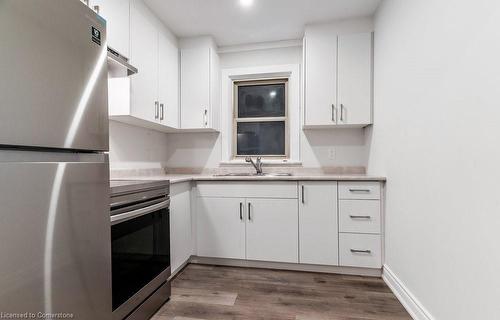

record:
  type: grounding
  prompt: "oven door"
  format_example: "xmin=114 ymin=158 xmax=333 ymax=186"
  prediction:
xmin=111 ymin=198 xmax=170 ymax=320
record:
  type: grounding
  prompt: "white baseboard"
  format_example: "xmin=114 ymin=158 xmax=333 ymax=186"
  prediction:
xmin=382 ymin=265 xmax=434 ymax=320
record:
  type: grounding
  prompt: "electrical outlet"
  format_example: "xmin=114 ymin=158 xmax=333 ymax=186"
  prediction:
xmin=328 ymin=148 xmax=336 ymax=160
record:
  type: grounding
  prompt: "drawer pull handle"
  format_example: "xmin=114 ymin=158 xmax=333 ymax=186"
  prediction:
xmin=349 ymin=188 xmax=371 ymax=192
xmin=350 ymin=249 xmax=371 ymax=254
xmin=349 ymin=215 xmax=371 ymax=219
xmin=239 ymin=202 xmax=243 ymax=220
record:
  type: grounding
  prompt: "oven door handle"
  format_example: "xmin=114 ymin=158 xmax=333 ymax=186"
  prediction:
xmin=111 ymin=199 xmax=170 ymax=225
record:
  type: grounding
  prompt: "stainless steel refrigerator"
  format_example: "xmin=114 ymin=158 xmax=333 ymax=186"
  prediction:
xmin=0 ymin=1 xmax=111 ymax=319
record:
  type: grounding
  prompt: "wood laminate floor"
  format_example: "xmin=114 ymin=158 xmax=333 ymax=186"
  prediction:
xmin=152 ymin=264 xmax=411 ymax=320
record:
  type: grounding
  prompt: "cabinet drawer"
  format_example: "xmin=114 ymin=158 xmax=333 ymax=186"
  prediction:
xmin=339 ymin=234 xmax=382 ymax=268
xmin=339 ymin=182 xmax=380 ymax=200
xmin=339 ymin=200 xmax=381 ymax=234
xmin=196 ymin=181 xmax=298 ymax=199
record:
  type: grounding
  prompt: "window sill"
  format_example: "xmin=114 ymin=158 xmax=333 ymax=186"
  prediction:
xmin=219 ymin=159 xmax=303 ymax=167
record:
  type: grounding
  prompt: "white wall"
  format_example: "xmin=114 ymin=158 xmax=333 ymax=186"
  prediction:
xmin=219 ymin=46 xmax=302 ymax=69
xmin=109 ymin=120 xmax=169 ymax=170
xmin=368 ymin=1 xmax=500 ymax=319
xmin=165 ymin=132 xmax=221 ymax=169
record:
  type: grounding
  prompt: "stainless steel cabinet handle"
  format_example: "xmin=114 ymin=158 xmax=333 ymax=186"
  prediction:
xmin=349 ymin=215 xmax=371 ymax=219
xmin=239 ymin=202 xmax=243 ymax=220
xmin=160 ymin=103 xmax=164 ymax=120
xmin=331 ymin=104 xmax=336 ymax=122
xmin=204 ymin=109 xmax=208 ymax=127
xmin=340 ymin=104 xmax=344 ymax=122
xmin=350 ymin=249 xmax=371 ymax=254
xmin=349 ymin=188 xmax=371 ymax=193
xmin=301 ymin=185 xmax=305 ymax=204
xmin=154 ymin=101 xmax=159 ymax=119
xmin=248 ymin=202 xmax=251 ymax=221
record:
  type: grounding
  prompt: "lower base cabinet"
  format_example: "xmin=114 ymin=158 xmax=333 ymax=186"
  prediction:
xmin=194 ymin=181 xmax=383 ymax=271
xmin=299 ymin=182 xmax=339 ymax=266
xmin=196 ymin=197 xmax=246 ymax=259
xmin=339 ymin=233 xmax=382 ymax=268
xmin=246 ymin=198 xmax=298 ymax=263
xmin=170 ymin=182 xmax=194 ymax=273
xmin=196 ymin=197 xmax=298 ymax=263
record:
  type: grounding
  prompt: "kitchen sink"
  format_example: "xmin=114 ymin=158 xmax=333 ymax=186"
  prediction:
xmin=213 ymin=172 xmax=293 ymax=177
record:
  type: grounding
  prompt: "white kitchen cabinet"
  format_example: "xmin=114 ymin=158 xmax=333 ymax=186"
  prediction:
xmin=339 ymin=200 xmax=381 ymax=234
xmin=304 ymin=28 xmax=373 ymax=128
xmin=158 ymin=31 xmax=179 ymax=128
xmin=180 ymin=37 xmax=220 ymax=131
xmin=195 ymin=182 xmax=298 ymax=263
xmin=91 ymin=0 xmax=130 ymax=57
xmin=339 ymin=181 xmax=380 ymax=200
xmin=338 ymin=181 xmax=383 ymax=268
xmin=194 ymin=180 xmax=383 ymax=273
xmin=339 ymin=233 xmax=382 ymax=268
xmin=107 ymin=0 xmax=180 ymax=131
xmin=298 ymin=182 xmax=338 ymax=266
xmin=337 ymin=33 xmax=373 ymax=125
xmin=196 ymin=197 xmax=246 ymax=260
xmin=196 ymin=181 xmax=297 ymax=199
xmin=170 ymin=182 xmax=193 ymax=274
xmin=246 ymin=199 xmax=298 ymax=263
xmin=129 ymin=0 xmax=158 ymax=124
xmin=304 ymin=29 xmax=338 ymax=126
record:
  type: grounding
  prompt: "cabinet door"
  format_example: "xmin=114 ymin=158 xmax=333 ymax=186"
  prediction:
xmin=130 ymin=0 xmax=158 ymax=123
xmin=209 ymin=48 xmax=220 ymax=130
xmin=170 ymin=182 xmax=192 ymax=273
xmin=304 ymin=30 xmax=337 ymax=126
xmin=299 ymin=182 xmax=339 ymax=265
xmin=158 ymin=31 xmax=179 ymax=128
xmin=338 ymin=33 xmax=373 ymax=125
xmin=91 ymin=0 xmax=130 ymax=57
xmin=196 ymin=197 xmax=245 ymax=259
xmin=246 ymin=198 xmax=298 ymax=263
xmin=180 ymin=47 xmax=210 ymax=129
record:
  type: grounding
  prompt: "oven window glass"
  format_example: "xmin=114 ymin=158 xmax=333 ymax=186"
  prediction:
xmin=112 ymin=208 xmax=170 ymax=311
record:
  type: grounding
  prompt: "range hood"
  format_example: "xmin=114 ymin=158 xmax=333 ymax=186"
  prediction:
xmin=107 ymin=47 xmax=138 ymax=77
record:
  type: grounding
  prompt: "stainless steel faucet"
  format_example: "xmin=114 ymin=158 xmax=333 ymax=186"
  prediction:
xmin=245 ymin=156 xmax=263 ymax=175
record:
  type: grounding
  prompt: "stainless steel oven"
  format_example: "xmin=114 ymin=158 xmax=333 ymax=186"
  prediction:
xmin=110 ymin=180 xmax=171 ymax=320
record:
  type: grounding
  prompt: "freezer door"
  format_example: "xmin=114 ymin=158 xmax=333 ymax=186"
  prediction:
xmin=0 ymin=0 xmax=108 ymax=151
xmin=0 ymin=152 xmax=111 ymax=319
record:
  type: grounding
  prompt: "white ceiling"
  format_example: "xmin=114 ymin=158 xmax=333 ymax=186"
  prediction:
xmin=144 ymin=0 xmax=381 ymax=47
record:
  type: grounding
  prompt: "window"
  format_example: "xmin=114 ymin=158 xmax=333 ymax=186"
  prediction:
xmin=233 ymin=79 xmax=288 ymax=158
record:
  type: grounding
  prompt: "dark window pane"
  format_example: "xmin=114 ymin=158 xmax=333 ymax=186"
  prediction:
xmin=237 ymin=122 xmax=285 ymax=156
xmin=238 ymin=83 xmax=285 ymax=118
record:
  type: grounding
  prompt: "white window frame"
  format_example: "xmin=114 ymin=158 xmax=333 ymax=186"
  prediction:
xmin=220 ymin=64 xmax=301 ymax=165
xmin=233 ymin=78 xmax=289 ymax=159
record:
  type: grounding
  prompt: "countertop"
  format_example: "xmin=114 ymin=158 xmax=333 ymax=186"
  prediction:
xmin=111 ymin=173 xmax=386 ymax=185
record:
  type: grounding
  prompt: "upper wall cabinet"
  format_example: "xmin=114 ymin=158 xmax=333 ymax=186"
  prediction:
xmin=304 ymin=29 xmax=373 ymax=128
xmin=337 ymin=33 xmax=373 ymax=126
xmin=91 ymin=0 xmax=130 ymax=57
xmin=159 ymin=32 xmax=180 ymax=129
xmin=101 ymin=0 xmax=180 ymax=131
xmin=129 ymin=0 xmax=160 ymax=124
xmin=304 ymin=27 xmax=338 ymax=127
xmin=180 ymin=37 xmax=220 ymax=131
